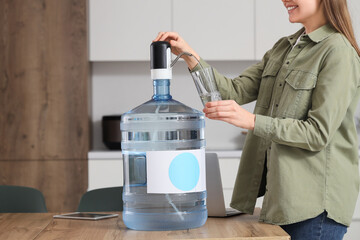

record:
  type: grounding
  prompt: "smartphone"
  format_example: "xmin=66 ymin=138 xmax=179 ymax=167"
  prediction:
xmin=53 ymin=212 xmax=118 ymax=220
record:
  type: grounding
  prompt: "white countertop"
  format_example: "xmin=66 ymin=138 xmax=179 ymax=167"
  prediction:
xmin=88 ymin=150 xmax=243 ymax=160
xmin=89 ymin=149 xmax=360 ymax=160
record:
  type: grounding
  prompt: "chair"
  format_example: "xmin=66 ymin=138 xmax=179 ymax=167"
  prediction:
xmin=0 ymin=185 xmax=47 ymax=213
xmin=77 ymin=186 xmax=123 ymax=212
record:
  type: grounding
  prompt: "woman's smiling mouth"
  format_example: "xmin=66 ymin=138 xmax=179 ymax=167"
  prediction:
xmin=287 ymin=5 xmax=298 ymax=13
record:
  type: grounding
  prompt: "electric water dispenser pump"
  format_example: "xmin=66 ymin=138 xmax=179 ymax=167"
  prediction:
xmin=120 ymin=41 xmax=207 ymax=231
xmin=150 ymin=41 xmax=172 ymax=82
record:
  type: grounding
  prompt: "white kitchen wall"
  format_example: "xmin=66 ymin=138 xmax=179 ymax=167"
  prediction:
xmin=91 ymin=60 xmax=258 ymax=150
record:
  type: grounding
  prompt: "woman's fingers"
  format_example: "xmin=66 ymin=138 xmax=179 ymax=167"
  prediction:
xmin=153 ymin=32 xmax=165 ymax=42
xmin=158 ymin=32 xmax=171 ymax=41
xmin=204 ymin=105 xmax=234 ymax=115
xmin=155 ymin=32 xmax=179 ymax=42
xmin=169 ymin=39 xmax=180 ymax=48
xmin=153 ymin=31 xmax=199 ymax=69
xmin=202 ymin=100 xmax=255 ymax=130
xmin=205 ymin=111 xmax=234 ymax=118
xmin=153 ymin=32 xmax=182 ymax=50
xmin=206 ymin=116 xmax=238 ymax=126
xmin=205 ymin=100 xmax=235 ymax=108
xmin=153 ymin=32 xmax=171 ymax=42
xmin=203 ymin=100 xmax=236 ymax=113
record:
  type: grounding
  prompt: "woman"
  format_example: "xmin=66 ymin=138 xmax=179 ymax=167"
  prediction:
xmin=155 ymin=0 xmax=360 ymax=239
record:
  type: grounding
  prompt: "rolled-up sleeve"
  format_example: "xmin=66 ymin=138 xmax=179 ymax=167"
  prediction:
xmin=190 ymin=47 xmax=276 ymax=105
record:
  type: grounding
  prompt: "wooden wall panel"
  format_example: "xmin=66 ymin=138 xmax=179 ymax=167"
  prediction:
xmin=0 ymin=0 xmax=89 ymax=211
xmin=0 ymin=160 xmax=88 ymax=212
xmin=0 ymin=0 xmax=89 ymax=160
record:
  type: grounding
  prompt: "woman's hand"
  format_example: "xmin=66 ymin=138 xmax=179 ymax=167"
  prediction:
xmin=153 ymin=32 xmax=200 ymax=69
xmin=203 ymin=100 xmax=256 ymax=130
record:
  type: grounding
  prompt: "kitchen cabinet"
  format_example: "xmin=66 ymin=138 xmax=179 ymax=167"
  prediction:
xmin=90 ymin=0 xmax=360 ymax=61
xmin=255 ymin=0 xmax=301 ymax=60
xmin=88 ymin=159 xmax=123 ymax=191
xmin=173 ymin=0 xmax=254 ymax=60
xmin=89 ymin=0 xmax=171 ymax=61
xmin=90 ymin=0 xmax=254 ymax=61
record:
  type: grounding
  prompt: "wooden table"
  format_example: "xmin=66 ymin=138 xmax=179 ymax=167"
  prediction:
xmin=0 ymin=209 xmax=289 ymax=240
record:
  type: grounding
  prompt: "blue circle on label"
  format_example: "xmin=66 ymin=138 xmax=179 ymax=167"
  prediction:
xmin=168 ymin=153 xmax=200 ymax=191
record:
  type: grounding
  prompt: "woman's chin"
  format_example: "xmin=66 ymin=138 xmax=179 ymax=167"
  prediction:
xmin=288 ymin=17 xmax=299 ymax=24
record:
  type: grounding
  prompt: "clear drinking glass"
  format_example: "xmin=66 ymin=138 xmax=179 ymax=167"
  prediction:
xmin=191 ymin=67 xmax=222 ymax=106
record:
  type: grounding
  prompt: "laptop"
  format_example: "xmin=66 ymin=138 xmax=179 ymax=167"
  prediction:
xmin=206 ymin=152 xmax=244 ymax=217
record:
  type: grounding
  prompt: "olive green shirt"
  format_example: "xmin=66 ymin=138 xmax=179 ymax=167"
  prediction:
xmin=192 ymin=24 xmax=360 ymax=226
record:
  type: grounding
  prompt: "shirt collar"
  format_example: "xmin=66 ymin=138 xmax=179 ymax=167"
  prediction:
xmin=308 ymin=24 xmax=337 ymax=43
xmin=288 ymin=27 xmax=306 ymax=46
xmin=287 ymin=24 xmax=337 ymax=45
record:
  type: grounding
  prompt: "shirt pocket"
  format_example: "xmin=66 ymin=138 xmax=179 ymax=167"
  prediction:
xmin=257 ymin=61 xmax=281 ymax=109
xmin=279 ymin=70 xmax=317 ymax=119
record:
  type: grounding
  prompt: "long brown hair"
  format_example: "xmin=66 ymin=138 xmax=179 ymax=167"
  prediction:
xmin=323 ymin=0 xmax=360 ymax=56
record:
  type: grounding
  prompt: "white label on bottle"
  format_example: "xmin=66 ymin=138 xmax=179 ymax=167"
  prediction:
xmin=146 ymin=149 xmax=206 ymax=194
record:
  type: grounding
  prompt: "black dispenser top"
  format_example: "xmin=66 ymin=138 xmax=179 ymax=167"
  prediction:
xmin=150 ymin=41 xmax=171 ymax=70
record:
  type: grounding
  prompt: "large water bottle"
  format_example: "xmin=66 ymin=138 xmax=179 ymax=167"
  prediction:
xmin=120 ymin=41 xmax=207 ymax=231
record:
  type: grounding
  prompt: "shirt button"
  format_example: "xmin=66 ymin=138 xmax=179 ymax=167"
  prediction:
xmin=279 ymin=83 xmax=282 ymax=87
xmin=276 ymin=104 xmax=279 ymax=107
xmin=286 ymin=61 xmax=290 ymax=65
xmin=269 ymin=146 xmax=271 ymax=150
xmin=298 ymin=46 xmax=301 ymax=48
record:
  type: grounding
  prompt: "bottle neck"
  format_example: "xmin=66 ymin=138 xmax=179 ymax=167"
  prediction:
xmin=153 ymin=79 xmax=172 ymax=101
